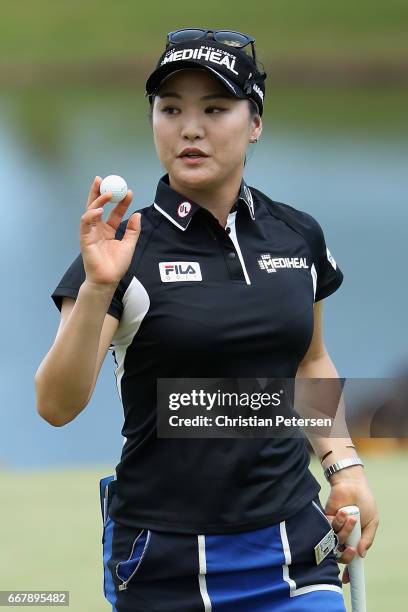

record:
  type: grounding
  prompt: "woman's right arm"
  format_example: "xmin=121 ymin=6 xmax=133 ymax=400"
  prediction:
xmin=35 ymin=287 xmax=119 ymax=427
xmin=35 ymin=176 xmax=141 ymax=427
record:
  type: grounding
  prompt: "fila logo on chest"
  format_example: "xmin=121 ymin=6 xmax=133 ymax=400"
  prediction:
xmin=159 ymin=261 xmax=202 ymax=282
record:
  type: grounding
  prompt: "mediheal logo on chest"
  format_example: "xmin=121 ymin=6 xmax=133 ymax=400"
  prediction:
xmin=159 ymin=261 xmax=202 ymax=282
xmin=258 ymin=254 xmax=309 ymax=274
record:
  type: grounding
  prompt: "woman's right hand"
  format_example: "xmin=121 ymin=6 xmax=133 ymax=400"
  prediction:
xmin=80 ymin=176 xmax=141 ymax=288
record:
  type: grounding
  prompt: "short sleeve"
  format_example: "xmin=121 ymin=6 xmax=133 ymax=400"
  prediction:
xmin=312 ymin=219 xmax=344 ymax=302
xmin=51 ymin=253 xmax=124 ymax=320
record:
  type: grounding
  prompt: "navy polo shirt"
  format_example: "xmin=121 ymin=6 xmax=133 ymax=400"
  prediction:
xmin=51 ymin=174 xmax=344 ymax=534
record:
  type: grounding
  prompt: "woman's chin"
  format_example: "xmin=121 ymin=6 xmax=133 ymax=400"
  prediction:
xmin=172 ymin=166 xmax=217 ymax=190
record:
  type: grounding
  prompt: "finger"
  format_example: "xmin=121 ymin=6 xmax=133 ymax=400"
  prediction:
xmin=337 ymin=518 xmax=357 ymax=546
xmin=88 ymin=190 xmax=115 ymax=210
xmin=359 ymin=517 xmax=379 ymax=557
xmin=105 ymin=190 xmax=134 ymax=230
xmin=86 ymin=176 xmax=102 ymax=209
xmin=331 ymin=508 xmax=351 ymax=532
xmin=80 ymin=207 xmax=104 ymax=235
xmin=341 ymin=566 xmax=350 ymax=585
xmin=332 ymin=514 xmax=357 ymax=545
xmin=337 ymin=545 xmax=357 ymax=565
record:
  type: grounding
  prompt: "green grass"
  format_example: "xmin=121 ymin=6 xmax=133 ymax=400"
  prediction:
xmin=1 ymin=0 xmax=408 ymax=63
xmin=0 ymin=453 xmax=405 ymax=611
xmin=0 ymin=466 xmax=111 ymax=611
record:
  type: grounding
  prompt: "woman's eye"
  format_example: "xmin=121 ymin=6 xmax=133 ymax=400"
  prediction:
xmin=162 ymin=106 xmax=179 ymax=115
xmin=161 ymin=106 xmax=227 ymax=115
xmin=205 ymin=107 xmax=226 ymax=114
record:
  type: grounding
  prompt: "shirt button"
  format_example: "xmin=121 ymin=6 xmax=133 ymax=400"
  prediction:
xmin=225 ymin=227 xmax=231 ymax=234
xmin=228 ymin=251 xmax=236 ymax=259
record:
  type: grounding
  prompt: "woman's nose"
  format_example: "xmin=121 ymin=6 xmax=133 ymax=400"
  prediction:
xmin=180 ymin=119 xmax=205 ymax=141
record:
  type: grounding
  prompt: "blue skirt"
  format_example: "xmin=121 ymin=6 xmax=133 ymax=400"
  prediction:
xmin=100 ymin=475 xmax=346 ymax=612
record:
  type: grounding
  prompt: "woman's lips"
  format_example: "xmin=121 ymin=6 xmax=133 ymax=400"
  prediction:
xmin=178 ymin=155 xmax=209 ymax=165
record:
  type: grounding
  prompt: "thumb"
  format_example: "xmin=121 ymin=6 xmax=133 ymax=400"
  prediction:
xmin=122 ymin=212 xmax=141 ymax=242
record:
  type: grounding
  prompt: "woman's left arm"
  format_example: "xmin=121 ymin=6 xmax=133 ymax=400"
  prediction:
xmin=295 ymin=300 xmax=379 ymax=583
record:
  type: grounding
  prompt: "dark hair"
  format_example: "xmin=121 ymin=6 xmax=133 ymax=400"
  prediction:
xmin=148 ymin=94 xmax=260 ymax=123
xmin=247 ymin=98 xmax=260 ymax=119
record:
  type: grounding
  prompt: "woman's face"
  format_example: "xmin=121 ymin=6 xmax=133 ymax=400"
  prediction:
xmin=151 ymin=69 xmax=262 ymax=192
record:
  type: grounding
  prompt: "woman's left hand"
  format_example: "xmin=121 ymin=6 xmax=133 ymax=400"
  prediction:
xmin=324 ymin=465 xmax=379 ymax=584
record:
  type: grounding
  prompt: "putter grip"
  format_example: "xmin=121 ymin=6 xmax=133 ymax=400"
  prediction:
xmin=339 ymin=505 xmax=366 ymax=612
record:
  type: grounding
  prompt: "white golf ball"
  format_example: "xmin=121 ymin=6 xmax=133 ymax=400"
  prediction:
xmin=100 ymin=175 xmax=128 ymax=203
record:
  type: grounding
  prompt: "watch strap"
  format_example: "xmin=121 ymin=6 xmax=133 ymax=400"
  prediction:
xmin=323 ymin=457 xmax=364 ymax=481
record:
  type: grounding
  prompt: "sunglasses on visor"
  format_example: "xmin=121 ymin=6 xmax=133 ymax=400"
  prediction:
xmin=166 ymin=29 xmax=257 ymax=64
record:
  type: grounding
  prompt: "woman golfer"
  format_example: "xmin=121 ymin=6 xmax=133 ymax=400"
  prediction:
xmin=36 ymin=28 xmax=379 ymax=611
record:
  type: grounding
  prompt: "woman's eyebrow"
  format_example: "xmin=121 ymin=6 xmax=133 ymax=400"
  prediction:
xmin=201 ymin=93 xmax=234 ymax=100
xmin=158 ymin=92 xmax=234 ymax=100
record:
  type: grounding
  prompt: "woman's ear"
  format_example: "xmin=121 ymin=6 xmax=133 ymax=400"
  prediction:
xmin=250 ymin=116 xmax=262 ymax=143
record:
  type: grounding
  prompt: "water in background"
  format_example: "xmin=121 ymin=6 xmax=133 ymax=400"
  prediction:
xmin=0 ymin=86 xmax=406 ymax=468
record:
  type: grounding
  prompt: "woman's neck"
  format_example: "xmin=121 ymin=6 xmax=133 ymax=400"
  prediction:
xmin=168 ymin=173 xmax=243 ymax=228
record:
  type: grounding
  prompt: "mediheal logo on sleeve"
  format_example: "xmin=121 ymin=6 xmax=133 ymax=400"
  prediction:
xmin=159 ymin=262 xmax=202 ymax=282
